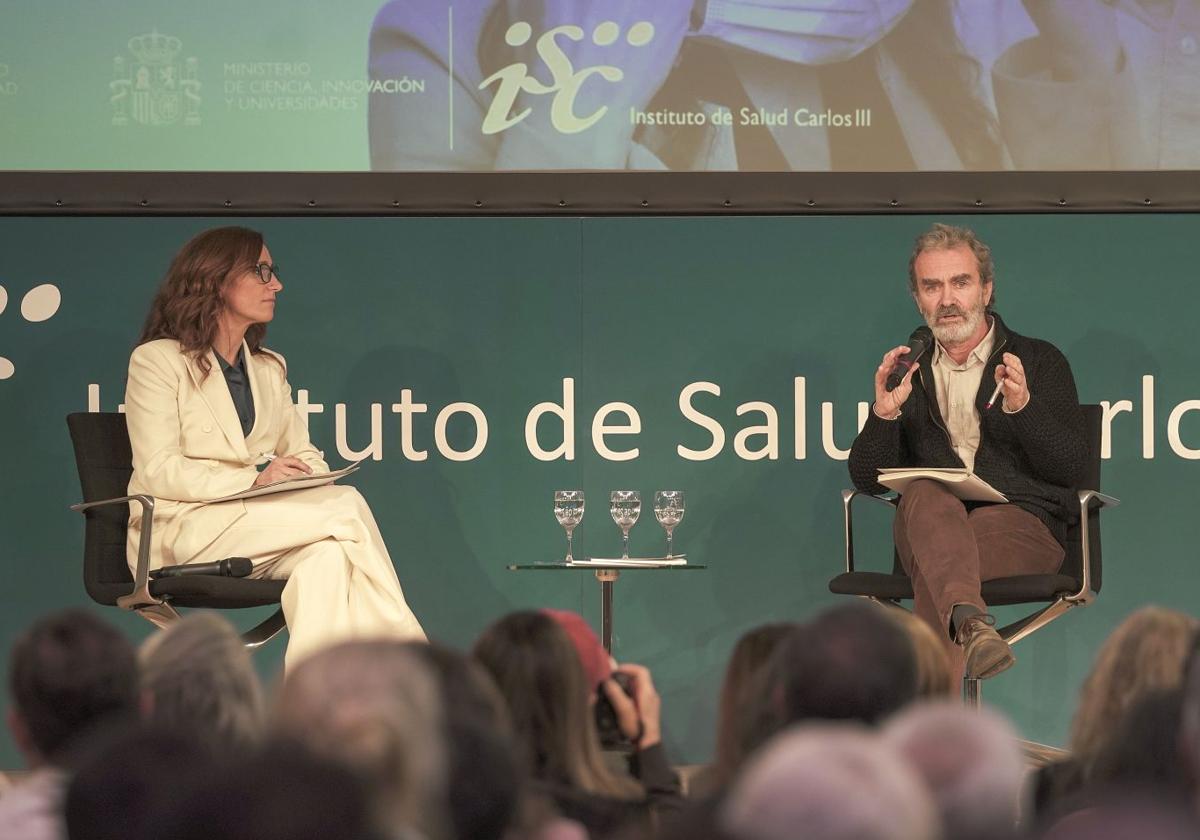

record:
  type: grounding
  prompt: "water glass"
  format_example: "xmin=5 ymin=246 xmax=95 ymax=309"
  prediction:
xmin=553 ymin=490 xmax=585 ymax=562
xmin=654 ymin=490 xmax=685 ymax=557
xmin=610 ymin=490 xmax=641 ymax=559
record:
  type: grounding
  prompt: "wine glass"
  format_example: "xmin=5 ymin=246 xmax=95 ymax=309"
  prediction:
xmin=553 ymin=490 xmax=585 ymax=562
xmin=610 ymin=490 xmax=641 ymax=559
xmin=654 ymin=490 xmax=685 ymax=558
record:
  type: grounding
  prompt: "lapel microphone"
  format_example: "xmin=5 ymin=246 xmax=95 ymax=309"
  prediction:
xmin=885 ymin=327 xmax=932 ymax=392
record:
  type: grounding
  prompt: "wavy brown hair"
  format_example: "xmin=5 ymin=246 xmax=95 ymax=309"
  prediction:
xmin=1071 ymin=607 xmax=1199 ymax=767
xmin=472 ymin=611 xmax=642 ymax=800
xmin=138 ymin=226 xmax=271 ymax=377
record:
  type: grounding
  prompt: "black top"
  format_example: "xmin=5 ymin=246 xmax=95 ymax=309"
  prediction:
xmin=534 ymin=743 xmax=683 ymax=839
xmin=217 ymin=347 xmax=255 ymax=437
xmin=848 ymin=313 xmax=1088 ymax=546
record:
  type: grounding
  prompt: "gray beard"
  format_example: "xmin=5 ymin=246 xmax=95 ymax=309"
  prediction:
xmin=928 ymin=306 xmax=984 ymax=346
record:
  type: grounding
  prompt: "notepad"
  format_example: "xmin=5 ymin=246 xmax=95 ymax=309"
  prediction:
xmin=202 ymin=462 xmax=363 ymax=503
xmin=877 ymin=468 xmax=1007 ymax=503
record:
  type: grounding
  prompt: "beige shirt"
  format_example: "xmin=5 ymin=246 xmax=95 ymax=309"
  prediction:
xmin=931 ymin=321 xmax=997 ymax=472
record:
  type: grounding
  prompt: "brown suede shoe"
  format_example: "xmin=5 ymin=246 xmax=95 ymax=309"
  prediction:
xmin=956 ymin=613 xmax=1015 ymax=679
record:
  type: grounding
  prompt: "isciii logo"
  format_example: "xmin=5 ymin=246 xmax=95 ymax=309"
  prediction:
xmin=479 ymin=19 xmax=655 ymax=136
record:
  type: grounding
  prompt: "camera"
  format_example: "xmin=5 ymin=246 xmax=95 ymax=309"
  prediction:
xmin=594 ymin=671 xmax=636 ymax=751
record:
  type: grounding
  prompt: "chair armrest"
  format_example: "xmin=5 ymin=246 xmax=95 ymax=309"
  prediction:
xmin=70 ymin=493 xmax=162 ymax=609
xmin=1070 ymin=488 xmax=1119 ymax=602
xmin=841 ymin=489 xmax=898 ymax=574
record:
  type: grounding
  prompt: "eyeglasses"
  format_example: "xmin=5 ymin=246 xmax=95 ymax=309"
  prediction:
xmin=251 ymin=262 xmax=281 ymax=285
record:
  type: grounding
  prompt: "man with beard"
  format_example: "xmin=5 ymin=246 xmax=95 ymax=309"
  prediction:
xmin=848 ymin=223 xmax=1087 ymax=680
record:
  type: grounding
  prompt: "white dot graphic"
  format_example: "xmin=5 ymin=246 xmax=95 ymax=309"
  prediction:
xmin=627 ymin=21 xmax=655 ymax=47
xmin=506 ymin=21 xmax=532 ymax=46
xmin=593 ymin=21 xmax=619 ymax=46
xmin=0 ymin=285 xmax=7 ymax=315
xmin=0 ymin=358 xmax=12 ymax=380
xmin=21 ymin=284 xmax=61 ymax=322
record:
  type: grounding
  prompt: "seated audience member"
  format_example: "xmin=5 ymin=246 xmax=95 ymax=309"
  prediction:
xmin=689 ymin=622 xmax=794 ymax=798
xmin=274 ymin=639 xmax=449 ymax=840
xmin=886 ymin=608 xmax=956 ymax=699
xmin=742 ymin=602 xmax=920 ymax=757
xmin=1037 ymin=793 xmax=1200 ymax=840
xmin=884 ymin=702 xmax=1024 ymax=840
xmin=720 ymin=725 xmax=939 ymax=840
xmin=472 ymin=610 xmax=682 ymax=839
xmin=404 ymin=641 xmax=564 ymax=840
xmin=1033 ymin=606 xmax=1197 ymax=816
xmin=141 ymin=739 xmax=388 ymax=840
xmin=1084 ymin=688 xmax=1190 ymax=805
xmin=0 ymin=610 xmax=138 ymax=840
xmin=64 ymin=726 xmax=216 ymax=840
xmin=138 ymin=612 xmax=265 ymax=756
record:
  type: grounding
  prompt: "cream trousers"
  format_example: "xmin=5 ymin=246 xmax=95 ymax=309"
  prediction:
xmin=174 ymin=484 xmax=425 ymax=669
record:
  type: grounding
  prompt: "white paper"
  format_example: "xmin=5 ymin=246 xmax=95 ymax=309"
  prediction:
xmin=202 ymin=462 xmax=362 ymax=504
xmin=877 ymin=467 xmax=1007 ymax=503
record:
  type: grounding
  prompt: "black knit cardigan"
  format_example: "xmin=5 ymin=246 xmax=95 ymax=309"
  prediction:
xmin=847 ymin=313 xmax=1088 ymax=547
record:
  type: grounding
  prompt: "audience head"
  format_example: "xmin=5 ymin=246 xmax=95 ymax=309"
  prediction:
xmin=1087 ymin=687 xmax=1190 ymax=804
xmin=712 ymin=622 xmax=794 ymax=785
xmin=886 ymin=609 xmax=955 ymax=699
xmin=473 ymin=610 xmax=641 ymax=799
xmin=64 ymin=725 xmax=217 ymax=840
xmin=274 ymin=639 xmax=447 ymax=840
xmin=776 ymin=602 xmax=918 ymax=729
xmin=1038 ymin=793 xmax=1200 ymax=840
xmin=403 ymin=642 xmax=521 ymax=840
xmin=6 ymin=608 xmax=137 ymax=768
xmin=884 ymin=701 xmax=1023 ymax=840
xmin=542 ymin=608 xmax=611 ymax=692
xmin=142 ymin=738 xmax=387 ymax=840
xmin=1071 ymin=606 xmax=1197 ymax=765
xmin=721 ymin=724 xmax=939 ymax=840
xmin=139 ymin=611 xmax=265 ymax=756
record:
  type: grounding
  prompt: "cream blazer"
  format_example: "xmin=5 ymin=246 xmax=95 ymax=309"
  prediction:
xmin=124 ymin=338 xmax=329 ymax=570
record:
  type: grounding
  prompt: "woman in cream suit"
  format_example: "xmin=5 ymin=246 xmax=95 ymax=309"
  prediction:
xmin=125 ymin=226 xmax=425 ymax=668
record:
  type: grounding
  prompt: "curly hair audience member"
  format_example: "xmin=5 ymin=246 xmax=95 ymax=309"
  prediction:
xmin=1034 ymin=606 xmax=1198 ymax=816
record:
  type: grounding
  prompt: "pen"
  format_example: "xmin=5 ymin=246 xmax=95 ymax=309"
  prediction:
xmin=984 ymin=377 xmax=1004 ymax=411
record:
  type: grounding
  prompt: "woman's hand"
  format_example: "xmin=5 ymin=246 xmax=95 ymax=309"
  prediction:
xmin=252 ymin=456 xmax=313 ymax=487
xmin=600 ymin=662 xmax=663 ymax=750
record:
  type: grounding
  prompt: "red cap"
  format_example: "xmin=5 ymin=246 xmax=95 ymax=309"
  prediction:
xmin=542 ymin=608 xmax=611 ymax=689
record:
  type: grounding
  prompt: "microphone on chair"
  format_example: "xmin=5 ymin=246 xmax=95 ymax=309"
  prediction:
xmin=150 ymin=557 xmax=253 ymax=579
xmin=885 ymin=327 xmax=932 ymax=392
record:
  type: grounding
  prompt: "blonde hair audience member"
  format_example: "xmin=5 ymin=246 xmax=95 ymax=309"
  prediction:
xmin=139 ymin=612 xmax=265 ymax=755
xmin=274 ymin=639 xmax=448 ymax=840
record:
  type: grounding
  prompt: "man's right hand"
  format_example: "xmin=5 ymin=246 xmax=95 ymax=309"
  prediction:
xmin=252 ymin=456 xmax=312 ymax=487
xmin=873 ymin=345 xmax=918 ymax=419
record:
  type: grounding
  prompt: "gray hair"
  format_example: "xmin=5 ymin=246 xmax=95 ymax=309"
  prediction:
xmin=139 ymin=612 xmax=266 ymax=755
xmin=883 ymin=701 xmax=1024 ymax=839
xmin=274 ymin=639 xmax=448 ymax=840
xmin=909 ymin=223 xmax=996 ymax=308
xmin=721 ymin=724 xmax=940 ymax=840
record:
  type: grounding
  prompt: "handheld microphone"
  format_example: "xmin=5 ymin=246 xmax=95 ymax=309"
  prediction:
xmin=150 ymin=557 xmax=253 ymax=579
xmin=885 ymin=327 xmax=931 ymax=392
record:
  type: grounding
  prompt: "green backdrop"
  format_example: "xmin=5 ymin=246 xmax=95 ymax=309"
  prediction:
xmin=0 ymin=214 xmax=1195 ymax=768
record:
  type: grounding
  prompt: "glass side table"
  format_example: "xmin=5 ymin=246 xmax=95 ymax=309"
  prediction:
xmin=507 ymin=562 xmax=706 ymax=653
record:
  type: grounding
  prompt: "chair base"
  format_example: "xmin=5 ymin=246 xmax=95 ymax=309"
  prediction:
xmin=134 ymin=602 xmax=287 ymax=651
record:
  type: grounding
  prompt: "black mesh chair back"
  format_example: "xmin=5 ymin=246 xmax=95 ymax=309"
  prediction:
xmin=67 ymin=411 xmax=139 ymax=605
xmin=67 ymin=412 xmax=286 ymax=610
